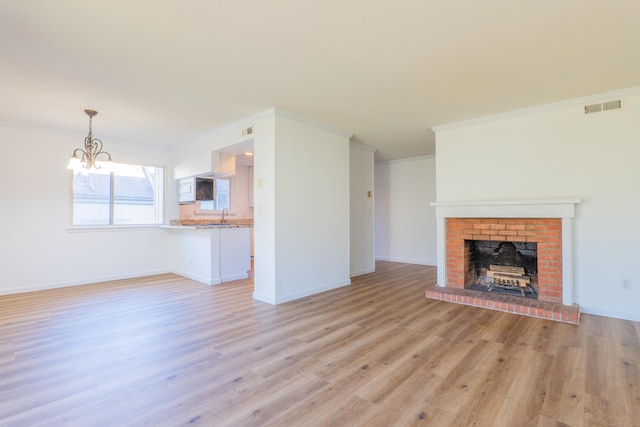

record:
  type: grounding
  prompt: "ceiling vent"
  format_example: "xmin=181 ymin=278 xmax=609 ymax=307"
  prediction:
xmin=242 ymin=126 xmax=253 ymax=136
xmin=584 ymin=100 xmax=621 ymax=114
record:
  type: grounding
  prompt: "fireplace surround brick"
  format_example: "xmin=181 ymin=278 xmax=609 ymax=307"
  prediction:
xmin=446 ymin=217 xmax=563 ymax=304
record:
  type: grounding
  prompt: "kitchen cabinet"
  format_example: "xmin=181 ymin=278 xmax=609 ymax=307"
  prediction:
xmin=166 ymin=226 xmax=251 ymax=285
xmin=178 ymin=177 xmax=196 ymax=203
xmin=212 ymin=152 xmax=236 ymax=176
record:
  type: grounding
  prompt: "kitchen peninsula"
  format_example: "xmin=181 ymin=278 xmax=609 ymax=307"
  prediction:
xmin=164 ymin=223 xmax=251 ymax=285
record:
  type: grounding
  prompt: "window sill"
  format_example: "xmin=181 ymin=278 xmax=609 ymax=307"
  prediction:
xmin=67 ymin=225 xmax=163 ymax=233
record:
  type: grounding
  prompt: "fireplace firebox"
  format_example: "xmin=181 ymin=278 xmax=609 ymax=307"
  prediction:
xmin=465 ymin=240 xmax=538 ymax=298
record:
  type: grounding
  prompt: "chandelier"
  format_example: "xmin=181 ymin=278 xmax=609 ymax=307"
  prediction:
xmin=67 ymin=109 xmax=113 ymax=170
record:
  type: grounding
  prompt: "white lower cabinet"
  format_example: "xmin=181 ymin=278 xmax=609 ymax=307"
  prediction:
xmin=167 ymin=227 xmax=251 ymax=285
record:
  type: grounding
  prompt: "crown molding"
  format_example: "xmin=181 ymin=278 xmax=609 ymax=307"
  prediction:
xmin=0 ymin=119 xmax=171 ymax=152
xmin=273 ymin=107 xmax=353 ymax=138
xmin=183 ymin=106 xmax=353 ymax=147
xmin=375 ymin=154 xmax=435 ymax=165
xmin=349 ymin=140 xmax=377 ymax=152
xmin=432 ymin=85 xmax=640 ymax=133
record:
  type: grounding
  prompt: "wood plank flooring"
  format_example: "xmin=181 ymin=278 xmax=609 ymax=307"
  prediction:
xmin=0 ymin=261 xmax=639 ymax=426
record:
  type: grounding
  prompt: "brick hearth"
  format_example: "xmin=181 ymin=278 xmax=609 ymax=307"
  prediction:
xmin=424 ymin=283 xmax=580 ymax=324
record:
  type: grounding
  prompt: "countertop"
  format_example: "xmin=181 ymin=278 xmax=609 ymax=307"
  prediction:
xmin=161 ymin=224 xmax=249 ymax=229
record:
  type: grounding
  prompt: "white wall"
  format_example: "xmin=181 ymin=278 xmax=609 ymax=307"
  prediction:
xmin=270 ymin=111 xmax=351 ymax=303
xmin=0 ymin=123 xmax=172 ymax=294
xmin=434 ymin=86 xmax=640 ymax=321
xmin=350 ymin=142 xmax=376 ymax=277
xmin=374 ymin=156 xmax=437 ymax=266
xmin=252 ymin=113 xmax=277 ymax=303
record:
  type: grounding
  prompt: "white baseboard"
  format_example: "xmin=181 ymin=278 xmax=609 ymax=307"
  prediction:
xmin=579 ymin=305 xmax=640 ymax=323
xmin=171 ymin=269 xmax=221 ymax=285
xmin=221 ymin=273 xmax=249 ymax=282
xmin=350 ymin=267 xmax=376 ymax=277
xmin=0 ymin=269 xmax=172 ymax=296
xmin=375 ymin=256 xmax=437 ymax=266
xmin=252 ymin=292 xmax=276 ymax=305
xmin=272 ymin=279 xmax=352 ymax=305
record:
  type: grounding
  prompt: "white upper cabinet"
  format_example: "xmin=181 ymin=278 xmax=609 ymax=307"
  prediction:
xmin=212 ymin=152 xmax=236 ymax=176
xmin=178 ymin=177 xmax=196 ymax=203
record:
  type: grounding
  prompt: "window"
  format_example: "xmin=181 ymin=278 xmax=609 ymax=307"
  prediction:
xmin=72 ymin=163 xmax=164 ymax=226
xmin=199 ymin=178 xmax=231 ymax=211
xmin=214 ymin=178 xmax=230 ymax=210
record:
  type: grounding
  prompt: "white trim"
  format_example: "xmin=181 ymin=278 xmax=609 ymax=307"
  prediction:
xmin=252 ymin=292 xmax=276 ymax=305
xmin=561 ymin=217 xmax=574 ymax=306
xmin=350 ymin=140 xmax=377 ymax=152
xmin=181 ymin=107 xmax=353 ymax=148
xmin=431 ymin=198 xmax=581 ymax=208
xmin=432 ymin=199 xmax=581 ymax=306
xmin=431 ymin=199 xmax=581 ymax=219
xmin=350 ymin=267 xmax=376 ymax=277
xmin=375 ymin=256 xmax=436 ymax=266
xmin=274 ymin=108 xmax=353 ymax=138
xmin=67 ymin=225 xmax=163 ymax=232
xmin=0 ymin=269 xmax=172 ymax=296
xmin=253 ymin=279 xmax=352 ymax=305
xmin=275 ymin=279 xmax=352 ymax=304
xmin=172 ymin=270 xmax=221 ymax=286
xmin=580 ymin=305 xmax=640 ymax=323
xmin=220 ymin=273 xmax=249 ymax=282
xmin=180 ymin=108 xmax=274 ymax=147
xmin=432 ymin=85 xmax=640 ymax=132
xmin=0 ymin=119 xmax=173 ymax=151
xmin=375 ymin=154 xmax=435 ymax=166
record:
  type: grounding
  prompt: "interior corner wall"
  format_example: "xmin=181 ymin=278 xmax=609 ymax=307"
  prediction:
xmin=252 ymin=114 xmax=277 ymax=303
xmin=350 ymin=143 xmax=375 ymax=277
xmin=0 ymin=123 xmax=172 ymax=295
xmin=434 ymin=87 xmax=640 ymax=322
xmin=374 ymin=156 xmax=437 ymax=266
xmin=272 ymin=113 xmax=351 ymax=303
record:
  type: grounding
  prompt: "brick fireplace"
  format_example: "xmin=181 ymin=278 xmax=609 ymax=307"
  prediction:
xmin=427 ymin=199 xmax=581 ymax=324
xmin=447 ymin=217 xmax=562 ymax=302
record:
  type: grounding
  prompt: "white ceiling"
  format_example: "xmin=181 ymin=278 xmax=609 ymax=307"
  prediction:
xmin=1 ymin=1 xmax=638 ymax=161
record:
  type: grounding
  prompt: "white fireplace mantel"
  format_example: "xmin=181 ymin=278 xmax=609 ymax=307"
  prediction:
xmin=430 ymin=199 xmax=581 ymax=306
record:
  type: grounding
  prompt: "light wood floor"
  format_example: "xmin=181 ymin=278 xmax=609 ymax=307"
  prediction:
xmin=1 ymin=261 xmax=639 ymax=426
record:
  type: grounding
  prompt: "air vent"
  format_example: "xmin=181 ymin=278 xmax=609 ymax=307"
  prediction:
xmin=584 ymin=103 xmax=602 ymax=114
xmin=584 ymin=100 xmax=621 ymax=114
xmin=603 ymin=100 xmax=621 ymax=111
xmin=242 ymin=126 xmax=253 ymax=136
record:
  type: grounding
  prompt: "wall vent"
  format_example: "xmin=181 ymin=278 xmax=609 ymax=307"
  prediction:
xmin=603 ymin=100 xmax=622 ymax=111
xmin=584 ymin=100 xmax=621 ymax=114
xmin=242 ymin=126 xmax=253 ymax=136
xmin=584 ymin=103 xmax=602 ymax=114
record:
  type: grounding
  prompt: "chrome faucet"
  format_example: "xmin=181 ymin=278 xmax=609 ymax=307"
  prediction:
xmin=221 ymin=207 xmax=228 ymax=224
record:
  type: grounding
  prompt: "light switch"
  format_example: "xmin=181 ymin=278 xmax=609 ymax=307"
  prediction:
xmin=257 ymin=178 xmax=263 ymax=188
xmin=367 ymin=191 xmax=372 ymax=198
